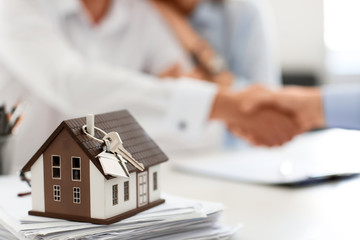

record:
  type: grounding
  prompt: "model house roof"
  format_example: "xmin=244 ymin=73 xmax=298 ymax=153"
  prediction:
xmin=22 ymin=110 xmax=168 ymax=179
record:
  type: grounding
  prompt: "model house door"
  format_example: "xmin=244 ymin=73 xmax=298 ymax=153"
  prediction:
xmin=138 ymin=171 xmax=148 ymax=207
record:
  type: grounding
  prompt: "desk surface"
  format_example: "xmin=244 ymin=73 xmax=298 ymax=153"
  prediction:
xmin=162 ymin=152 xmax=360 ymax=240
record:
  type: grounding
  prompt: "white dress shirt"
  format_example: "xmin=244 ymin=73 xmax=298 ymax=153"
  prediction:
xmin=0 ymin=0 xmax=218 ymax=172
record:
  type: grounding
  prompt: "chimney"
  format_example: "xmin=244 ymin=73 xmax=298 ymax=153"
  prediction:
xmin=86 ymin=114 xmax=95 ymax=136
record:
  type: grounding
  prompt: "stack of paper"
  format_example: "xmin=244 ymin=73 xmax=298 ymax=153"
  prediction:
xmin=0 ymin=176 xmax=240 ymax=240
xmin=0 ymin=224 xmax=17 ymax=240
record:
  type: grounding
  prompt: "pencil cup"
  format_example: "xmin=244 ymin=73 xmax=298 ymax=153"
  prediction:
xmin=0 ymin=135 xmax=12 ymax=175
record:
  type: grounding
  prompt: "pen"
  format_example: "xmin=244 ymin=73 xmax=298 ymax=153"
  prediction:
xmin=10 ymin=101 xmax=20 ymax=114
xmin=6 ymin=102 xmax=26 ymax=134
xmin=8 ymin=115 xmax=23 ymax=134
xmin=17 ymin=191 xmax=31 ymax=197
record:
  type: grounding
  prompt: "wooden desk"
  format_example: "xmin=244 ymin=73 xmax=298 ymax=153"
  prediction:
xmin=162 ymin=153 xmax=360 ymax=240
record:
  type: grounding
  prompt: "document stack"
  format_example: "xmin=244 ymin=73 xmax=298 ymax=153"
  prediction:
xmin=0 ymin=176 xmax=240 ymax=240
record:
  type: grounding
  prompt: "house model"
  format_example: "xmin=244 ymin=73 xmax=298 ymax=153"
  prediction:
xmin=21 ymin=110 xmax=168 ymax=224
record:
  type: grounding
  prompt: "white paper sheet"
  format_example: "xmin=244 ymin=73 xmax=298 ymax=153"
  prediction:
xmin=174 ymin=129 xmax=360 ymax=184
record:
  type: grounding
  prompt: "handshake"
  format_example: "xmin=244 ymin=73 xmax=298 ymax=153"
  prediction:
xmin=210 ymin=85 xmax=325 ymax=147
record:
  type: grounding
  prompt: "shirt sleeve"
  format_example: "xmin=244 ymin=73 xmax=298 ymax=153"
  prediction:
xmin=322 ymin=84 xmax=360 ymax=130
xmin=0 ymin=0 xmax=217 ymax=140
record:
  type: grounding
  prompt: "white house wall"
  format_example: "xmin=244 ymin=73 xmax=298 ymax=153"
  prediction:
xmin=104 ymin=172 xmax=137 ymax=219
xmin=149 ymin=165 xmax=161 ymax=203
xmin=31 ymin=154 xmax=45 ymax=212
xmin=90 ymin=161 xmax=105 ymax=219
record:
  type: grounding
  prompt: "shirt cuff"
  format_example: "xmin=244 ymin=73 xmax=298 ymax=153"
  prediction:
xmin=322 ymin=84 xmax=360 ymax=130
xmin=164 ymin=77 xmax=218 ymax=142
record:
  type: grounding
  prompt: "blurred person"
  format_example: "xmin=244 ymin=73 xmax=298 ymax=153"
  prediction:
xmin=0 ymin=0 xmax=294 ymax=173
xmin=151 ymin=0 xmax=280 ymax=147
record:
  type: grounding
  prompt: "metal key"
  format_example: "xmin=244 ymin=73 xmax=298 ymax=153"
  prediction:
xmin=103 ymin=132 xmax=145 ymax=171
xmin=97 ymin=150 xmax=130 ymax=178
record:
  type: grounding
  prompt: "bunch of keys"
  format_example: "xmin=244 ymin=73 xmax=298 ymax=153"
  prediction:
xmin=82 ymin=125 xmax=144 ymax=178
xmin=97 ymin=150 xmax=130 ymax=178
xmin=102 ymin=132 xmax=145 ymax=171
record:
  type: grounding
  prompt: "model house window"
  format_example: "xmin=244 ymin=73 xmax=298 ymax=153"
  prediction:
xmin=53 ymin=185 xmax=61 ymax=201
xmin=112 ymin=184 xmax=118 ymax=205
xmin=73 ymin=187 xmax=81 ymax=204
xmin=153 ymin=172 xmax=158 ymax=191
xmin=124 ymin=181 xmax=129 ymax=201
xmin=52 ymin=155 xmax=61 ymax=179
xmin=72 ymin=157 xmax=81 ymax=181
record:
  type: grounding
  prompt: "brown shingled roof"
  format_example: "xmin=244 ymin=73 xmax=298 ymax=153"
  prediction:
xmin=22 ymin=110 xmax=168 ymax=179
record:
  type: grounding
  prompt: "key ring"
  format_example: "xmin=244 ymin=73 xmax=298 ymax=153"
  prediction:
xmin=82 ymin=125 xmax=112 ymax=152
xmin=82 ymin=125 xmax=107 ymax=143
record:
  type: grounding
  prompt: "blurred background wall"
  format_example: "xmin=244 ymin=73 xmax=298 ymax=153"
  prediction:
xmin=269 ymin=0 xmax=360 ymax=86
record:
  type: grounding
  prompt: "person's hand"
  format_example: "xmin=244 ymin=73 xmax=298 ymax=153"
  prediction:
xmin=209 ymin=85 xmax=301 ymax=147
xmin=227 ymin=107 xmax=300 ymax=147
xmin=210 ymin=71 xmax=233 ymax=89
xmin=240 ymin=86 xmax=325 ymax=132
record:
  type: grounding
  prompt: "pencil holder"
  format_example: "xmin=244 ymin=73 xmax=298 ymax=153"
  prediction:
xmin=0 ymin=135 xmax=11 ymax=175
